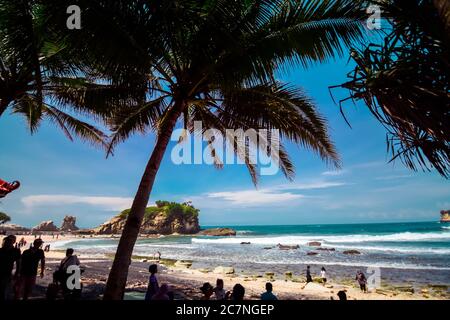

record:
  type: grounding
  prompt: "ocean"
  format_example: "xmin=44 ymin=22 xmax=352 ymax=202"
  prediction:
xmin=53 ymin=221 xmax=450 ymax=288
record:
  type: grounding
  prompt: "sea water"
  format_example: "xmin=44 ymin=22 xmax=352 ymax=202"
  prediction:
xmin=54 ymin=221 xmax=450 ymax=287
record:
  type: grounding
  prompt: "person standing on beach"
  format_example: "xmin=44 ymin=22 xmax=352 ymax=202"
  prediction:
xmin=145 ymin=264 xmax=159 ymax=300
xmin=0 ymin=235 xmax=21 ymax=300
xmin=306 ymin=266 xmax=313 ymax=283
xmin=320 ymin=267 xmax=327 ymax=285
xmin=214 ymin=279 xmax=226 ymax=300
xmin=261 ymin=282 xmax=278 ymax=300
xmin=17 ymin=239 xmax=45 ymax=300
xmin=355 ymin=271 xmax=367 ymax=293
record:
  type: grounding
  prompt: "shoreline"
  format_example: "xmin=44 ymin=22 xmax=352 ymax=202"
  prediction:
xmin=12 ymin=234 xmax=450 ymax=300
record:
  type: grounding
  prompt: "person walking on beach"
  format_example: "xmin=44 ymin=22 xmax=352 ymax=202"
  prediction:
xmin=17 ymin=238 xmax=45 ymax=300
xmin=214 ymin=279 xmax=226 ymax=300
xmin=320 ymin=267 xmax=327 ymax=285
xmin=199 ymin=282 xmax=214 ymax=300
xmin=0 ymin=235 xmax=21 ymax=300
xmin=306 ymin=265 xmax=313 ymax=283
xmin=261 ymin=282 xmax=278 ymax=300
xmin=355 ymin=271 xmax=367 ymax=293
xmin=145 ymin=264 xmax=159 ymax=300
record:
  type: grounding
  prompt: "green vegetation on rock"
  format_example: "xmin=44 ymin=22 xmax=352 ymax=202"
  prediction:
xmin=0 ymin=212 xmax=11 ymax=225
xmin=119 ymin=201 xmax=199 ymax=220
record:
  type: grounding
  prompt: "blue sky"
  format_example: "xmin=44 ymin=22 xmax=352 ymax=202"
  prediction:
xmin=1 ymin=57 xmax=449 ymax=228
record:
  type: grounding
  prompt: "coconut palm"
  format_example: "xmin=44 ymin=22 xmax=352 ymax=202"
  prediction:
xmin=42 ymin=0 xmax=368 ymax=299
xmin=0 ymin=0 xmax=122 ymax=146
xmin=336 ymin=0 xmax=450 ymax=177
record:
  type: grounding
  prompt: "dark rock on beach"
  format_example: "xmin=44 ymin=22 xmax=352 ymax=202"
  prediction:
xmin=277 ymin=244 xmax=300 ymax=250
xmin=307 ymin=241 xmax=321 ymax=246
xmin=198 ymin=228 xmax=236 ymax=236
xmin=343 ymin=250 xmax=361 ymax=255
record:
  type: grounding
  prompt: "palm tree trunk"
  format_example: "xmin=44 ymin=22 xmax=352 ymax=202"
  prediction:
xmin=103 ymin=101 xmax=185 ymax=300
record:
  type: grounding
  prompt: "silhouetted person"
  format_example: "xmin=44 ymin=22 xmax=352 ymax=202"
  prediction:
xmin=261 ymin=282 xmax=278 ymax=300
xmin=306 ymin=265 xmax=312 ymax=283
xmin=17 ymin=239 xmax=45 ymax=300
xmin=356 ymin=271 xmax=367 ymax=292
xmin=214 ymin=279 xmax=226 ymax=300
xmin=145 ymin=264 xmax=159 ymax=300
xmin=0 ymin=235 xmax=21 ymax=300
xmin=320 ymin=267 xmax=327 ymax=284
xmin=231 ymin=283 xmax=245 ymax=300
xmin=337 ymin=290 xmax=347 ymax=300
xmin=200 ymin=282 xmax=214 ymax=300
xmin=151 ymin=283 xmax=170 ymax=300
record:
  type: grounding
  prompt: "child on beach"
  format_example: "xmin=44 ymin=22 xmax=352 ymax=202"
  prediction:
xmin=261 ymin=282 xmax=278 ymax=300
xmin=230 ymin=284 xmax=245 ymax=300
xmin=199 ymin=282 xmax=214 ymax=300
xmin=320 ymin=267 xmax=327 ymax=285
xmin=213 ymin=279 xmax=226 ymax=300
xmin=151 ymin=283 xmax=170 ymax=300
xmin=145 ymin=264 xmax=159 ymax=300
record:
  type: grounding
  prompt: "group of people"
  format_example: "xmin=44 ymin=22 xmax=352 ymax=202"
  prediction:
xmin=144 ymin=264 xmax=278 ymax=301
xmin=0 ymin=235 xmax=45 ymax=300
xmin=0 ymin=234 xmax=83 ymax=300
xmin=305 ymin=265 xmax=328 ymax=284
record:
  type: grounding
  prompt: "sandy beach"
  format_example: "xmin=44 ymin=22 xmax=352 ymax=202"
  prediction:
xmin=11 ymin=234 xmax=448 ymax=301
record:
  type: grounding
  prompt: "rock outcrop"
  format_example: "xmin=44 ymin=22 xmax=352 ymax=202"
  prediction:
xmin=440 ymin=210 xmax=450 ymax=222
xmin=0 ymin=223 xmax=30 ymax=234
xmin=32 ymin=220 xmax=59 ymax=232
xmin=307 ymin=241 xmax=322 ymax=246
xmin=94 ymin=201 xmax=201 ymax=235
xmin=60 ymin=215 xmax=79 ymax=231
xmin=343 ymin=249 xmax=361 ymax=255
xmin=198 ymin=228 xmax=236 ymax=236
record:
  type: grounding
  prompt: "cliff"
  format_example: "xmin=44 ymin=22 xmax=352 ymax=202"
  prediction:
xmin=60 ymin=215 xmax=79 ymax=231
xmin=94 ymin=201 xmax=200 ymax=235
xmin=32 ymin=220 xmax=59 ymax=232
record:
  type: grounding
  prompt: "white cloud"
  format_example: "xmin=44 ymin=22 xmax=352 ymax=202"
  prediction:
xmin=21 ymin=195 xmax=134 ymax=211
xmin=375 ymin=174 xmax=412 ymax=181
xmin=206 ymin=189 xmax=304 ymax=206
xmin=275 ymin=181 xmax=347 ymax=190
xmin=321 ymin=170 xmax=347 ymax=176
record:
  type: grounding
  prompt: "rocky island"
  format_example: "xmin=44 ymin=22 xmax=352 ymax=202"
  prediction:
xmin=93 ymin=200 xmax=201 ymax=235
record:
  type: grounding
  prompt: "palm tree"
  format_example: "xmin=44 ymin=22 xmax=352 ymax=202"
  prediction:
xmin=335 ymin=0 xmax=450 ymax=177
xmin=0 ymin=0 xmax=122 ymax=146
xmin=0 ymin=211 xmax=11 ymax=225
xmin=42 ymin=0 xmax=368 ymax=299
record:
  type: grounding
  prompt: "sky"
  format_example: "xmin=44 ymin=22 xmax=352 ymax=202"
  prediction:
xmin=1 ymin=56 xmax=449 ymax=228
